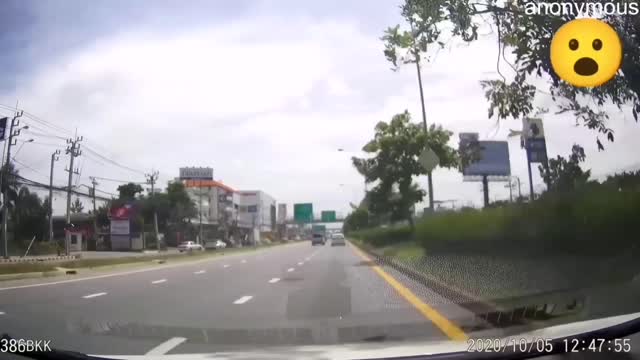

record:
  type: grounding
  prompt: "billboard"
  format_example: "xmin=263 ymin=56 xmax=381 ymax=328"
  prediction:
xmin=461 ymin=141 xmax=511 ymax=176
xmin=523 ymin=118 xmax=548 ymax=163
xmin=277 ymin=204 xmax=287 ymax=224
xmin=179 ymin=167 xmax=213 ymax=180
xmin=321 ymin=211 xmax=336 ymax=222
xmin=294 ymin=203 xmax=313 ymax=223
xmin=109 ymin=204 xmax=134 ymax=220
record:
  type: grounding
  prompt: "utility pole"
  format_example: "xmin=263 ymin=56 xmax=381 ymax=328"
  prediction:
xmin=90 ymin=176 xmax=98 ymax=248
xmin=1 ymin=110 xmax=24 ymax=259
xmin=198 ymin=180 xmax=203 ymax=245
xmin=48 ymin=149 xmax=61 ymax=242
xmin=506 ymin=180 xmax=513 ymax=203
xmin=145 ymin=170 xmax=160 ymax=250
xmin=64 ymin=135 xmax=82 ymax=255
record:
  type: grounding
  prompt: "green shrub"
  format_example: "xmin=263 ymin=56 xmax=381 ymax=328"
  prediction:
xmin=415 ymin=188 xmax=640 ymax=257
xmin=354 ymin=188 xmax=640 ymax=258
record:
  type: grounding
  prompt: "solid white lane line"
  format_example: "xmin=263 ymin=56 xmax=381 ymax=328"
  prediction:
xmin=82 ymin=292 xmax=107 ymax=299
xmin=223 ymin=264 xmax=230 ymax=268
xmin=287 ymin=268 xmax=294 ymax=272
xmin=268 ymin=278 xmax=280 ymax=283
xmin=298 ymin=262 xmax=304 ymax=266
xmin=145 ymin=337 xmax=187 ymax=355
xmin=194 ymin=270 xmax=206 ymax=275
xmin=151 ymin=279 xmax=167 ymax=284
xmin=233 ymin=295 xmax=253 ymax=304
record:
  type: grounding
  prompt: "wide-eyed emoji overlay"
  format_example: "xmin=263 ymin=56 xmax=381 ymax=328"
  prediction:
xmin=550 ymin=18 xmax=622 ymax=88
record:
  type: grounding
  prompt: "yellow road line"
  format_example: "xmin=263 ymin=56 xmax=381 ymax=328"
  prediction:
xmin=349 ymin=242 xmax=468 ymax=341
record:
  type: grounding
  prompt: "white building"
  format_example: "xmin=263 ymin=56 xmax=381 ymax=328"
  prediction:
xmin=236 ymin=190 xmax=276 ymax=232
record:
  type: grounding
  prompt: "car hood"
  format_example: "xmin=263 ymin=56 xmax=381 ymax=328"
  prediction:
xmin=97 ymin=311 xmax=640 ymax=360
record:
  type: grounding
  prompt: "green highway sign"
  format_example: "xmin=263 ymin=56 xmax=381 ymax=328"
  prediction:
xmin=294 ymin=203 xmax=313 ymax=223
xmin=321 ymin=211 xmax=336 ymax=222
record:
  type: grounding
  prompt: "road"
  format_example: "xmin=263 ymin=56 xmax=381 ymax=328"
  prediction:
xmin=0 ymin=241 xmax=486 ymax=356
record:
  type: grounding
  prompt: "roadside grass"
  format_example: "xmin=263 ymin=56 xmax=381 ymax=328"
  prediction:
xmin=0 ymin=241 xmax=290 ymax=275
xmin=0 ymin=263 xmax=59 ymax=274
xmin=379 ymin=241 xmax=424 ymax=262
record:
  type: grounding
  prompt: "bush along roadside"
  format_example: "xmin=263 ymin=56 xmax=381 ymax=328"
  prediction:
xmin=347 ymin=188 xmax=640 ymax=300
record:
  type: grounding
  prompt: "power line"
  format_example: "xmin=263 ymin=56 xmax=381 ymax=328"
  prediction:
xmin=82 ymin=146 xmax=145 ymax=175
xmin=14 ymin=174 xmax=112 ymax=201
xmin=90 ymin=175 xmax=146 ymax=184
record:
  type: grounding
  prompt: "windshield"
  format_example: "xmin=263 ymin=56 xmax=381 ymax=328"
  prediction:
xmin=0 ymin=1 xmax=639 ymax=358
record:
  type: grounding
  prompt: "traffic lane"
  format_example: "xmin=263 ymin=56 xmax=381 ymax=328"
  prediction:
xmin=171 ymin=242 xmax=456 ymax=354
xmin=0 ymin=241 xmax=312 ymax=316
xmin=0 ymin=242 xmax=308 ymax=308
xmin=0 ymin=242 xmax=319 ymax=355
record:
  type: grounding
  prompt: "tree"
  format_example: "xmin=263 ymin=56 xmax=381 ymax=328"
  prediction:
xmin=70 ymin=197 xmax=84 ymax=213
xmin=539 ymin=144 xmax=591 ymax=193
xmin=117 ymin=182 xmax=144 ymax=201
xmin=343 ymin=207 xmax=370 ymax=233
xmin=387 ymin=0 xmax=640 ymax=148
xmin=352 ymin=111 xmax=458 ymax=227
xmin=11 ymin=187 xmax=47 ymax=241
xmin=0 ymin=162 xmax=20 ymax=212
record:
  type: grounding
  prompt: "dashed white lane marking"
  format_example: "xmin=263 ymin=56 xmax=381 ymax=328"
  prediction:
xmin=298 ymin=262 xmax=304 ymax=266
xmin=305 ymin=257 xmax=310 ymax=261
xmin=145 ymin=337 xmax=187 ymax=355
xmin=233 ymin=295 xmax=253 ymax=304
xmin=0 ymin=311 xmax=6 ymax=315
xmin=287 ymin=268 xmax=294 ymax=272
xmin=268 ymin=278 xmax=280 ymax=283
xmin=223 ymin=264 xmax=230 ymax=268
xmin=194 ymin=270 xmax=206 ymax=275
xmin=241 ymin=259 xmax=247 ymax=263
xmin=151 ymin=279 xmax=167 ymax=284
xmin=82 ymin=292 xmax=107 ymax=299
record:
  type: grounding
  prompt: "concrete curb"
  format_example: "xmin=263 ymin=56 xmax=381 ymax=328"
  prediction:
xmin=0 ymin=255 xmax=78 ymax=263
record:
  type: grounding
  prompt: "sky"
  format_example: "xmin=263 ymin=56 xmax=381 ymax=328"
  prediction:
xmin=1 ymin=0 xmax=639 ymax=217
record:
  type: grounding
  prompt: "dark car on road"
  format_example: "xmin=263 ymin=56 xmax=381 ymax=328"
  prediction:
xmin=311 ymin=233 xmax=325 ymax=246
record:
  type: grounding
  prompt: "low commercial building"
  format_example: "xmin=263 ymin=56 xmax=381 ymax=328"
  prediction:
xmin=236 ymin=191 xmax=276 ymax=232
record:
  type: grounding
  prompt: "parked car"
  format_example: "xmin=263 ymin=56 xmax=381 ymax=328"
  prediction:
xmin=331 ymin=233 xmax=346 ymax=246
xmin=178 ymin=241 xmax=204 ymax=252
xmin=213 ymin=240 xmax=227 ymax=249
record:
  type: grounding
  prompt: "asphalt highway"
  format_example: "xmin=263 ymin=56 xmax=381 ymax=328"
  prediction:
xmin=0 ymin=241 xmax=484 ymax=356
